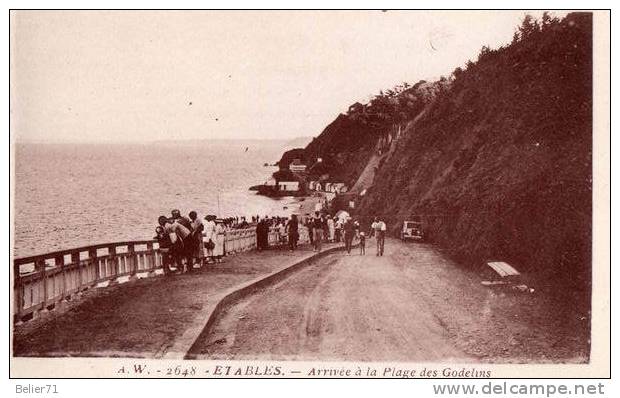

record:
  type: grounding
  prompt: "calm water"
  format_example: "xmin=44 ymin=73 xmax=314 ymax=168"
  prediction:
xmin=13 ymin=141 xmax=294 ymax=258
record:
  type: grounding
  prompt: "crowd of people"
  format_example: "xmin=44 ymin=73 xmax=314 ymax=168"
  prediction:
xmin=256 ymin=215 xmax=300 ymax=251
xmin=304 ymin=212 xmax=388 ymax=256
xmin=154 ymin=208 xmax=389 ymax=275
xmin=154 ymin=209 xmax=223 ymax=275
xmin=154 ymin=210 xmax=307 ymax=274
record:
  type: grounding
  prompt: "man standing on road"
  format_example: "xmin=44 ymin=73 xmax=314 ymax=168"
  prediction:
xmin=256 ymin=217 xmax=269 ymax=251
xmin=305 ymin=214 xmax=314 ymax=247
xmin=312 ymin=211 xmax=324 ymax=252
xmin=371 ymin=216 xmax=387 ymax=256
xmin=287 ymin=214 xmax=299 ymax=251
xmin=343 ymin=216 xmax=356 ymax=254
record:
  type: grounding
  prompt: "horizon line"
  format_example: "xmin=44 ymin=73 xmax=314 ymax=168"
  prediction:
xmin=13 ymin=136 xmax=315 ymax=145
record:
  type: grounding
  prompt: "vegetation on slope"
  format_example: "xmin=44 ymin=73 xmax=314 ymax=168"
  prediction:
xmin=276 ymin=80 xmax=444 ymax=183
xmin=273 ymin=12 xmax=592 ymax=297
xmin=358 ymin=12 xmax=592 ymax=293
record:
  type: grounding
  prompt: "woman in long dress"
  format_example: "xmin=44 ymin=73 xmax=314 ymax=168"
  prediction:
xmin=327 ymin=216 xmax=335 ymax=242
xmin=187 ymin=211 xmax=204 ymax=271
xmin=213 ymin=218 xmax=226 ymax=263
xmin=203 ymin=215 xmax=217 ymax=264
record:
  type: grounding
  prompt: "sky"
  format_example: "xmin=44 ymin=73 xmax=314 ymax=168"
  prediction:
xmin=10 ymin=10 xmax=563 ymax=143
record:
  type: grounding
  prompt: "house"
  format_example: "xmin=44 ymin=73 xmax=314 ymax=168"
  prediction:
xmin=289 ymin=159 xmax=307 ymax=173
xmin=278 ymin=181 xmax=300 ymax=192
xmin=331 ymin=183 xmax=347 ymax=193
xmin=324 ymin=192 xmax=336 ymax=202
xmin=309 ymin=180 xmax=321 ymax=191
xmin=322 ymin=182 xmax=347 ymax=194
xmin=264 ymin=177 xmax=277 ymax=186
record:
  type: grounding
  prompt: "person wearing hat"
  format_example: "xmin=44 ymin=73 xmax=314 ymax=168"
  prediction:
xmin=188 ymin=211 xmax=204 ymax=270
xmin=370 ymin=216 xmax=387 ymax=256
xmin=171 ymin=210 xmax=194 ymax=271
xmin=154 ymin=224 xmax=174 ymax=275
xmin=171 ymin=209 xmax=192 ymax=230
xmin=286 ymin=214 xmax=299 ymax=251
xmin=311 ymin=211 xmax=325 ymax=252
xmin=276 ymin=219 xmax=286 ymax=249
xmin=256 ymin=217 xmax=263 ymax=251
xmin=159 ymin=214 xmax=190 ymax=272
xmin=304 ymin=214 xmax=314 ymax=247
xmin=335 ymin=217 xmax=343 ymax=243
xmin=203 ymin=215 xmax=217 ymax=264
xmin=213 ymin=218 xmax=226 ymax=263
xmin=256 ymin=216 xmax=270 ymax=251
xmin=343 ymin=216 xmax=356 ymax=255
xmin=358 ymin=231 xmax=367 ymax=255
xmin=237 ymin=216 xmax=249 ymax=229
xmin=327 ymin=215 xmax=335 ymax=243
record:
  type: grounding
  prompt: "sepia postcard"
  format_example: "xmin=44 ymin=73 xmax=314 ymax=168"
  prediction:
xmin=8 ymin=9 xmax=610 ymax=379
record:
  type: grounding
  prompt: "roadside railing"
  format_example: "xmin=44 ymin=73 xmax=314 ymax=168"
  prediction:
xmin=13 ymin=225 xmax=310 ymax=323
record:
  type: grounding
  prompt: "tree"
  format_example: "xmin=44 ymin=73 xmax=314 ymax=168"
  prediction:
xmin=541 ymin=11 xmax=559 ymax=30
xmin=518 ymin=14 xmax=540 ymax=39
xmin=452 ymin=67 xmax=464 ymax=80
xmin=478 ymin=45 xmax=492 ymax=61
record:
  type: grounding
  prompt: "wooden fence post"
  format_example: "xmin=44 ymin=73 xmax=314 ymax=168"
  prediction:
xmin=13 ymin=263 xmax=23 ymax=324
xmin=54 ymin=254 xmax=68 ymax=301
xmin=128 ymin=244 xmax=138 ymax=280
xmin=89 ymin=248 xmax=99 ymax=286
xmin=108 ymin=245 xmax=118 ymax=285
xmin=71 ymin=251 xmax=82 ymax=292
xmin=35 ymin=258 xmax=48 ymax=314
xmin=146 ymin=242 xmax=157 ymax=277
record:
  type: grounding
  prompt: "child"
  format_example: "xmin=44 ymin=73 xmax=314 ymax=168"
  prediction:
xmin=278 ymin=221 xmax=287 ymax=249
xmin=359 ymin=231 xmax=366 ymax=255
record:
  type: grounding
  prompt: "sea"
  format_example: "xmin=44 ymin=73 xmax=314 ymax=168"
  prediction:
xmin=13 ymin=140 xmax=301 ymax=258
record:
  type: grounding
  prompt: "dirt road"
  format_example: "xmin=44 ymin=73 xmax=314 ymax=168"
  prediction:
xmin=190 ymin=238 xmax=590 ymax=363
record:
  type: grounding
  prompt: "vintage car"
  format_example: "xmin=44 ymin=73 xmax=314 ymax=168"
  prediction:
xmin=401 ymin=218 xmax=424 ymax=241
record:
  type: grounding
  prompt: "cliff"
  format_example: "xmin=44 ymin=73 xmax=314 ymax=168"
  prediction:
xmin=276 ymin=13 xmax=593 ymax=294
xmin=276 ymin=80 xmax=445 ymax=184
xmin=358 ymin=12 xmax=593 ymax=292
